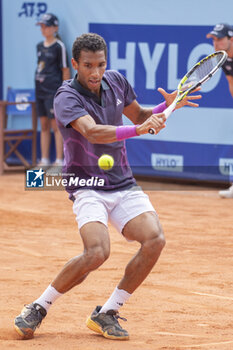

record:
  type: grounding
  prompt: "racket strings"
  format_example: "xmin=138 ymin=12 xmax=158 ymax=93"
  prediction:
xmin=186 ymin=53 xmax=224 ymax=84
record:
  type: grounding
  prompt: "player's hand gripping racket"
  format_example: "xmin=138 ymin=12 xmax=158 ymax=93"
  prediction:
xmin=149 ymin=50 xmax=227 ymax=134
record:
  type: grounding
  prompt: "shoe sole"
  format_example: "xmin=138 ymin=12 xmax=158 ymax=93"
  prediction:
xmin=14 ymin=323 xmax=34 ymax=339
xmin=86 ymin=316 xmax=129 ymax=340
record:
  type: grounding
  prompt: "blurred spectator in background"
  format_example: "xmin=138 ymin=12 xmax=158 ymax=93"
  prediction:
xmin=207 ymin=23 xmax=233 ymax=198
xmin=35 ymin=13 xmax=70 ymax=166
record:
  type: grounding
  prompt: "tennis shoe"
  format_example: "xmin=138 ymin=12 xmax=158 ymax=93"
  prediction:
xmin=86 ymin=305 xmax=129 ymax=340
xmin=219 ymin=184 xmax=233 ymax=198
xmin=14 ymin=303 xmax=47 ymax=339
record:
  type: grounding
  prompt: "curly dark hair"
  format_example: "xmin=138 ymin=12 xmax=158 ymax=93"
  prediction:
xmin=72 ymin=33 xmax=107 ymax=62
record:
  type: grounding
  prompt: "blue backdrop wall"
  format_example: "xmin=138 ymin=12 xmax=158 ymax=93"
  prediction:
xmin=1 ymin=0 xmax=233 ymax=181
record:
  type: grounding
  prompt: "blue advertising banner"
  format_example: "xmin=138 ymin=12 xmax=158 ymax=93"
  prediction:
xmin=90 ymin=23 xmax=232 ymax=108
xmin=90 ymin=22 xmax=233 ymax=183
xmin=126 ymin=139 xmax=233 ymax=183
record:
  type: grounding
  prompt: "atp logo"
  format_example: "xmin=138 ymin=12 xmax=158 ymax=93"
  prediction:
xmin=26 ymin=168 xmax=45 ymax=188
xmin=18 ymin=2 xmax=47 ymax=18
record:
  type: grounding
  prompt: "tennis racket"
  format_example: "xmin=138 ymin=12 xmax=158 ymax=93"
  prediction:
xmin=149 ymin=50 xmax=227 ymax=134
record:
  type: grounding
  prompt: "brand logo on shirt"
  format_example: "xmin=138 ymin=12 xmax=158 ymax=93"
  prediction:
xmin=116 ymin=98 xmax=122 ymax=106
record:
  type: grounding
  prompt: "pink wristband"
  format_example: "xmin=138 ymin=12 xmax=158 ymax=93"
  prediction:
xmin=152 ymin=101 xmax=167 ymax=114
xmin=116 ymin=125 xmax=139 ymax=141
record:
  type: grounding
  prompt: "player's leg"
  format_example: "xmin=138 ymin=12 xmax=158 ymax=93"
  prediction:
xmin=51 ymin=222 xmax=110 ymax=293
xmin=14 ymin=190 xmax=111 ymax=339
xmin=118 ymin=210 xmax=165 ymax=292
xmin=14 ymin=222 xmax=110 ymax=339
xmin=86 ymin=190 xmax=165 ymax=340
xmin=107 ymin=189 xmax=165 ymax=294
xmin=99 ymin=213 xmax=164 ymax=309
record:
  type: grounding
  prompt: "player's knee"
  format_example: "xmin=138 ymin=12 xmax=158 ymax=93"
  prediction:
xmin=156 ymin=232 xmax=166 ymax=251
xmin=142 ymin=229 xmax=166 ymax=257
xmin=85 ymin=245 xmax=110 ymax=270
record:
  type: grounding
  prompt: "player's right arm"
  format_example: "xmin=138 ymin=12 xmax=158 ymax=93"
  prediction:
xmin=70 ymin=112 xmax=166 ymax=144
xmin=225 ymin=75 xmax=233 ymax=98
xmin=70 ymin=114 xmax=118 ymax=144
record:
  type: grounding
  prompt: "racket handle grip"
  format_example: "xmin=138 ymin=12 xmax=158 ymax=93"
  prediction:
xmin=148 ymin=100 xmax=176 ymax=134
xmin=163 ymin=100 xmax=176 ymax=119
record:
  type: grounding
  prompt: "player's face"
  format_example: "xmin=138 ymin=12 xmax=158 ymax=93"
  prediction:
xmin=211 ymin=36 xmax=231 ymax=52
xmin=72 ymin=50 xmax=107 ymax=95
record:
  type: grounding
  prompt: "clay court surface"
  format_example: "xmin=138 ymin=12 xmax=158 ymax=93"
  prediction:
xmin=0 ymin=173 xmax=233 ymax=350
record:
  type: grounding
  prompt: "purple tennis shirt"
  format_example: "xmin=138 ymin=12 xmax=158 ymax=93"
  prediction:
xmin=54 ymin=70 xmax=137 ymax=199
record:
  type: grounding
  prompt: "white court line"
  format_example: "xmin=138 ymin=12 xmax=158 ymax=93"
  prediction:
xmin=155 ymin=333 xmax=233 ymax=348
xmin=155 ymin=332 xmax=200 ymax=338
xmin=180 ymin=340 xmax=233 ymax=348
xmin=191 ymin=291 xmax=233 ymax=301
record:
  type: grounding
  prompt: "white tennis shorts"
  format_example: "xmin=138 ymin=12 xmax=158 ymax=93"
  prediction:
xmin=72 ymin=186 xmax=155 ymax=234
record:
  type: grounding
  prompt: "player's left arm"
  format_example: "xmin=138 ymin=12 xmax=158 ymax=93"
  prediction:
xmin=225 ymin=75 xmax=233 ymax=98
xmin=123 ymin=99 xmax=153 ymax=125
xmin=124 ymin=88 xmax=201 ymax=125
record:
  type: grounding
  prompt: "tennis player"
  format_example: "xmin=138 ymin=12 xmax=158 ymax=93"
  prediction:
xmin=207 ymin=23 xmax=233 ymax=198
xmin=14 ymin=33 xmax=201 ymax=340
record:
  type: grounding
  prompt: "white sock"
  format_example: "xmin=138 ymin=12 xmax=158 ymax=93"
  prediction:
xmin=33 ymin=285 xmax=63 ymax=312
xmin=99 ymin=287 xmax=131 ymax=313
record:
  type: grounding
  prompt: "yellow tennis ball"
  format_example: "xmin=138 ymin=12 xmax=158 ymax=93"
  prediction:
xmin=98 ymin=154 xmax=114 ymax=171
